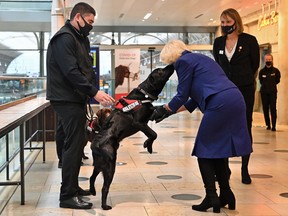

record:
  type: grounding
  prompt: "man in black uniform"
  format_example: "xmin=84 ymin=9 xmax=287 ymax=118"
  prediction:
xmin=259 ymin=54 xmax=281 ymax=131
xmin=46 ymin=2 xmax=114 ymax=209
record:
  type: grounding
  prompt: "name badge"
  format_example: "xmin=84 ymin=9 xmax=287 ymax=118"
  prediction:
xmin=219 ymin=50 xmax=224 ymax=55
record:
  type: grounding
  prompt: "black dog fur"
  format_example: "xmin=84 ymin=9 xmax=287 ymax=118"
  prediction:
xmin=89 ymin=64 xmax=174 ymax=210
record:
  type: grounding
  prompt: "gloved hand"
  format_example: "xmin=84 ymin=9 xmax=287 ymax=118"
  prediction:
xmin=150 ymin=105 xmax=174 ymax=123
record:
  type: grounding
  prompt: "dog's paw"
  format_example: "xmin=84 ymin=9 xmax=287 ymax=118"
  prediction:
xmin=89 ymin=188 xmax=96 ymax=196
xmin=102 ymin=204 xmax=112 ymax=210
xmin=143 ymin=140 xmax=153 ymax=154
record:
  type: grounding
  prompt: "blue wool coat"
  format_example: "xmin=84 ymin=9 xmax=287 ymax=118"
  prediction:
xmin=168 ymin=51 xmax=252 ymax=158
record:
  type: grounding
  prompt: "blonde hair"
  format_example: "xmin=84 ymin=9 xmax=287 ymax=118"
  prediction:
xmin=220 ymin=8 xmax=244 ymax=35
xmin=160 ymin=40 xmax=188 ymax=64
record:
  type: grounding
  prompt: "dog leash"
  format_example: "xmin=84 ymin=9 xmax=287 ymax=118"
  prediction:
xmin=86 ymin=101 xmax=95 ymax=122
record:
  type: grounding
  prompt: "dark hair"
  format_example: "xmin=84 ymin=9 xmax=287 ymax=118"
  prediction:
xmin=220 ymin=8 xmax=244 ymax=35
xmin=70 ymin=2 xmax=96 ymax=19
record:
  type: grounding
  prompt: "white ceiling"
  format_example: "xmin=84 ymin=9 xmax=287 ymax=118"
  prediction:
xmin=0 ymin=0 xmax=273 ymax=32
xmin=73 ymin=0 xmax=268 ymax=27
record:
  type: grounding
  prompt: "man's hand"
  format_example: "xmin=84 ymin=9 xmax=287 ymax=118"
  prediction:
xmin=150 ymin=105 xmax=174 ymax=123
xmin=94 ymin=91 xmax=115 ymax=107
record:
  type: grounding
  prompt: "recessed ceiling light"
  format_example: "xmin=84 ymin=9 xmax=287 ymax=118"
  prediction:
xmin=144 ymin=12 xmax=152 ymax=20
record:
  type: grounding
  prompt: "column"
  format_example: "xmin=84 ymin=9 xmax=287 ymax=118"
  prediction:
xmin=51 ymin=0 xmax=65 ymax=36
xmin=277 ymin=0 xmax=288 ymax=125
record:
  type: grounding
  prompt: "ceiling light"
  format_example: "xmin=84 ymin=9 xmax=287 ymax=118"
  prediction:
xmin=144 ymin=12 xmax=152 ymax=20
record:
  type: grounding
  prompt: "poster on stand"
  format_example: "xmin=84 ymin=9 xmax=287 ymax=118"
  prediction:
xmin=115 ymin=48 xmax=140 ymax=100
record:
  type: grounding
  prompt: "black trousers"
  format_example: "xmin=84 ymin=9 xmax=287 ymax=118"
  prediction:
xmin=51 ymin=101 xmax=86 ymax=201
xmin=260 ymin=92 xmax=277 ymax=128
xmin=238 ymin=84 xmax=255 ymax=142
xmin=56 ymin=117 xmax=65 ymax=162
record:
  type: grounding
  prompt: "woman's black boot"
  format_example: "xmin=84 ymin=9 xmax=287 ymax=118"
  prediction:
xmin=192 ymin=193 xmax=221 ymax=213
xmin=193 ymin=158 xmax=221 ymax=213
xmin=242 ymin=154 xmax=251 ymax=184
xmin=215 ymin=158 xmax=236 ymax=210
xmin=219 ymin=189 xmax=235 ymax=210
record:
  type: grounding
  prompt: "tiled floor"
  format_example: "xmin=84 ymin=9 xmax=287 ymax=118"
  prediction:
xmin=1 ymin=111 xmax=288 ymax=216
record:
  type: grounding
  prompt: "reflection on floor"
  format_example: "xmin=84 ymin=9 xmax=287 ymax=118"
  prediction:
xmin=1 ymin=111 xmax=288 ymax=216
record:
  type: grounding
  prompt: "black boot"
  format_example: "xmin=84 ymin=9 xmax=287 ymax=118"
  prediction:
xmin=219 ymin=189 xmax=235 ymax=210
xmin=215 ymin=158 xmax=236 ymax=210
xmin=241 ymin=154 xmax=251 ymax=184
xmin=192 ymin=193 xmax=221 ymax=213
xmin=192 ymin=158 xmax=221 ymax=213
xmin=224 ymin=158 xmax=231 ymax=179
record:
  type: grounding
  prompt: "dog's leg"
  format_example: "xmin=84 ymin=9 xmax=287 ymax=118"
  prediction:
xmin=133 ymin=123 xmax=157 ymax=154
xmin=89 ymin=166 xmax=100 ymax=196
xmin=101 ymin=163 xmax=116 ymax=210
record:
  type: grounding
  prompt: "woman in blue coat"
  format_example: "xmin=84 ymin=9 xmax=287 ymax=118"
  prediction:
xmin=150 ymin=40 xmax=252 ymax=213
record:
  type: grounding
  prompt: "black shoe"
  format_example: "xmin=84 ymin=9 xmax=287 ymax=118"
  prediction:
xmin=241 ymin=169 xmax=252 ymax=184
xmin=60 ymin=196 xmax=92 ymax=209
xmin=78 ymin=187 xmax=92 ymax=196
xmin=266 ymin=126 xmax=271 ymax=130
xmin=271 ymin=127 xmax=276 ymax=131
xmin=192 ymin=195 xmax=221 ymax=213
xmin=58 ymin=161 xmax=62 ymax=168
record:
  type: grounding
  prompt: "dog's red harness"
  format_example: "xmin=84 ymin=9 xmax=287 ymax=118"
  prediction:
xmin=115 ymin=98 xmax=142 ymax=112
xmin=86 ymin=118 xmax=98 ymax=132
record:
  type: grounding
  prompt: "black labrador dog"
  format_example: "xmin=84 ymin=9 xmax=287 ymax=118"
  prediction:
xmin=89 ymin=64 xmax=174 ymax=210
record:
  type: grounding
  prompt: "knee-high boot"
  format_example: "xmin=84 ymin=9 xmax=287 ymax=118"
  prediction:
xmin=215 ymin=159 xmax=236 ymax=210
xmin=192 ymin=158 xmax=221 ymax=213
xmin=224 ymin=158 xmax=231 ymax=179
xmin=241 ymin=154 xmax=251 ymax=184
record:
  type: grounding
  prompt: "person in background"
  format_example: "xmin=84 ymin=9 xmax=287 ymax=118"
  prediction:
xmin=46 ymin=2 xmax=114 ymax=209
xmin=150 ymin=39 xmax=252 ymax=213
xmin=213 ymin=8 xmax=260 ymax=184
xmin=259 ymin=54 xmax=281 ymax=131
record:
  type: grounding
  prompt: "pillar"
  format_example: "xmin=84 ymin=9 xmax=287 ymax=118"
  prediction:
xmin=277 ymin=0 xmax=288 ymax=125
xmin=51 ymin=0 xmax=65 ymax=36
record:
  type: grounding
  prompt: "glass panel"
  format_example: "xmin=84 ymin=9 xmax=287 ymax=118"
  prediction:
xmin=0 ymin=127 xmax=20 ymax=169
xmin=188 ymin=33 xmax=212 ymax=44
xmin=5 ymin=51 xmax=41 ymax=76
xmin=0 ymin=136 xmax=6 ymax=166
xmin=0 ymin=1 xmax=51 ymax=12
xmin=0 ymin=77 xmax=46 ymax=105
xmin=99 ymin=50 xmax=113 ymax=95
xmin=0 ymin=32 xmax=38 ymax=50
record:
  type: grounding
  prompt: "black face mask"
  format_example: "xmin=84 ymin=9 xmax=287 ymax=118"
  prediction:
xmin=77 ymin=15 xmax=93 ymax=37
xmin=221 ymin=24 xmax=235 ymax=35
xmin=265 ymin=61 xmax=272 ymax=67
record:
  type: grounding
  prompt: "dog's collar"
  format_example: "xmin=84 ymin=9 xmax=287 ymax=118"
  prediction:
xmin=137 ymin=87 xmax=158 ymax=100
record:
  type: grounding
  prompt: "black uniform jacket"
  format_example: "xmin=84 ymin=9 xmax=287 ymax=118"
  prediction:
xmin=259 ymin=66 xmax=281 ymax=93
xmin=213 ymin=33 xmax=260 ymax=87
xmin=46 ymin=20 xmax=97 ymax=104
